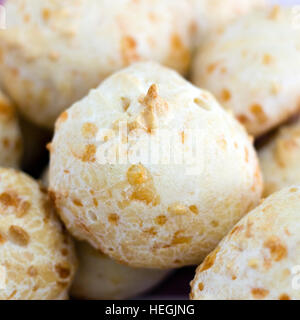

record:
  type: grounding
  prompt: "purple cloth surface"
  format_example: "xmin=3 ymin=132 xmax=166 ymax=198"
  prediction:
xmin=139 ymin=267 xmax=196 ymax=300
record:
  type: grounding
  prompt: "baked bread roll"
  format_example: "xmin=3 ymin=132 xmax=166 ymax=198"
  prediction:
xmin=49 ymin=62 xmax=262 ymax=269
xmin=0 ymin=0 xmax=195 ymax=128
xmin=192 ymin=6 xmax=300 ymax=137
xmin=71 ymin=241 xmax=170 ymax=300
xmin=0 ymin=168 xmax=77 ymax=300
xmin=191 ymin=186 xmax=300 ymax=300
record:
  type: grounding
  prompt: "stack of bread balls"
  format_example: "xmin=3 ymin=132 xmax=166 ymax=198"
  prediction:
xmin=0 ymin=0 xmax=196 ymax=129
xmin=2 ymin=0 xmax=300 ymax=300
xmin=0 ymin=0 xmax=267 ymax=130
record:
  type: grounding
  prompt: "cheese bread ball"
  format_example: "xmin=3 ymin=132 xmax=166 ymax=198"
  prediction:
xmin=49 ymin=62 xmax=262 ymax=269
xmin=191 ymin=187 xmax=300 ymax=300
xmin=259 ymin=118 xmax=300 ymax=197
xmin=0 ymin=90 xmax=22 ymax=168
xmin=189 ymin=0 xmax=266 ymax=42
xmin=0 ymin=168 xmax=77 ymax=300
xmin=71 ymin=241 xmax=169 ymax=300
xmin=192 ymin=6 xmax=300 ymax=137
xmin=0 ymin=0 xmax=196 ymax=129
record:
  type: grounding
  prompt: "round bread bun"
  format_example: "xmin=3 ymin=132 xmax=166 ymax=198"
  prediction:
xmin=192 ymin=6 xmax=300 ymax=137
xmin=0 ymin=168 xmax=77 ymax=300
xmin=71 ymin=241 xmax=170 ymax=300
xmin=49 ymin=62 xmax=262 ymax=269
xmin=189 ymin=0 xmax=266 ymax=42
xmin=0 ymin=0 xmax=196 ymax=129
xmin=0 ymin=90 xmax=22 ymax=168
xmin=191 ymin=186 xmax=300 ymax=300
xmin=259 ymin=118 xmax=300 ymax=197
